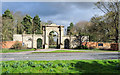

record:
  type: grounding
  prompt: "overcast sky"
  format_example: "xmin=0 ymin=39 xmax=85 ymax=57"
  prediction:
xmin=2 ymin=2 xmax=105 ymax=28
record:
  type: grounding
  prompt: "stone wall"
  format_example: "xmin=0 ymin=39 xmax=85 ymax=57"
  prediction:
xmin=82 ymin=42 xmax=111 ymax=49
xmin=1 ymin=41 xmax=22 ymax=49
xmin=13 ymin=24 xmax=89 ymax=49
xmin=13 ymin=34 xmax=43 ymax=48
xmin=13 ymin=34 xmax=89 ymax=49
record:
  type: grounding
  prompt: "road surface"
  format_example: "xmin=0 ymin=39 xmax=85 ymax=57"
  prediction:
xmin=1 ymin=51 xmax=119 ymax=61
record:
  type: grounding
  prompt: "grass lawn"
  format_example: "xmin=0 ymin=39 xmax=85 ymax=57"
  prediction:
xmin=32 ymin=50 xmax=119 ymax=53
xmin=77 ymin=48 xmax=119 ymax=51
xmin=0 ymin=48 xmax=35 ymax=53
xmin=32 ymin=50 xmax=88 ymax=53
xmin=1 ymin=60 xmax=120 ymax=74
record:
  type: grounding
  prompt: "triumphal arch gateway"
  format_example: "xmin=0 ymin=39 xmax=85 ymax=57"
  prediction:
xmin=13 ymin=24 xmax=89 ymax=49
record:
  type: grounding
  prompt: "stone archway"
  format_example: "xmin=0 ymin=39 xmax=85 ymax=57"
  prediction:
xmin=48 ymin=31 xmax=58 ymax=48
xmin=42 ymin=24 xmax=64 ymax=49
xmin=64 ymin=39 xmax=70 ymax=49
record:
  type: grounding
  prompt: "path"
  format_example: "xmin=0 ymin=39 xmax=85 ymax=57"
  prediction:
xmin=0 ymin=49 xmax=119 ymax=61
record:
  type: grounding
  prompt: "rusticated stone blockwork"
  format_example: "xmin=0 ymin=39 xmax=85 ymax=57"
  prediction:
xmin=13 ymin=24 xmax=89 ymax=49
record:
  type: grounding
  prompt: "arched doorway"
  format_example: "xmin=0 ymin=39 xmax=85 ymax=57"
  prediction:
xmin=49 ymin=31 xmax=58 ymax=48
xmin=37 ymin=38 xmax=42 ymax=49
xmin=64 ymin=39 xmax=70 ymax=49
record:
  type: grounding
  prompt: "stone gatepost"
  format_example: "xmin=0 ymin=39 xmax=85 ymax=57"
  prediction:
xmin=43 ymin=26 xmax=49 ymax=49
xmin=59 ymin=26 xmax=64 ymax=49
xmin=33 ymin=34 xmax=37 ymax=48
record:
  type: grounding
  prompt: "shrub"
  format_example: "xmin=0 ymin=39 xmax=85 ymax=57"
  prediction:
xmin=58 ymin=63 xmax=66 ymax=67
xmin=52 ymin=64 xmax=58 ymax=68
xmin=2 ymin=64 xmax=9 ymax=68
xmin=66 ymin=63 xmax=70 ymax=67
xmin=11 ymin=41 xmax=27 ymax=49
xmin=71 ymin=63 xmax=75 ymax=67
xmin=83 ymin=45 xmax=88 ymax=49
xmin=27 ymin=61 xmax=37 ymax=67
xmin=12 ymin=63 xmax=18 ymax=68
xmin=61 ymin=64 xmax=66 ymax=67
xmin=108 ymin=61 xmax=114 ymax=64
xmin=46 ymin=63 xmax=53 ymax=67
xmin=39 ymin=63 xmax=44 ymax=66
xmin=27 ymin=61 xmax=34 ymax=66
xmin=50 ymin=69 xmax=54 ymax=72
xmin=89 ymin=47 xmax=95 ymax=49
xmin=42 ymin=65 xmax=48 ymax=68
xmin=50 ymin=69 xmax=55 ymax=72
xmin=21 ymin=64 xmax=28 ymax=67
xmin=11 ymin=41 xmax=22 ymax=49
xmin=75 ymin=45 xmax=88 ymax=49
xmin=58 ymin=63 xmax=63 ymax=66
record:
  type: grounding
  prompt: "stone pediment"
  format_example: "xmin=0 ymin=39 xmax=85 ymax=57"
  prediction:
xmin=43 ymin=24 xmax=64 ymax=27
xmin=50 ymin=24 xmax=58 ymax=26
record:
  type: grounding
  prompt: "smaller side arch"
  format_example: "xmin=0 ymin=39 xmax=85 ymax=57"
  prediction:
xmin=37 ymin=38 xmax=42 ymax=49
xmin=64 ymin=39 xmax=70 ymax=49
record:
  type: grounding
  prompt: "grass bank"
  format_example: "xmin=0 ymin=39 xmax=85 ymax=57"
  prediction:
xmin=0 ymin=48 xmax=35 ymax=53
xmin=32 ymin=50 xmax=119 ymax=53
xmin=32 ymin=50 xmax=88 ymax=53
xmin=1 ymin=60 xmax=120 ymax=74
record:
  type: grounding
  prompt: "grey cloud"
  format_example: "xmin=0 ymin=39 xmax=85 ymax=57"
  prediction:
xmin=2 ymin=2 xmax=104 ymax=28
xmin=2 ymin=2 xmax=96 ymax=16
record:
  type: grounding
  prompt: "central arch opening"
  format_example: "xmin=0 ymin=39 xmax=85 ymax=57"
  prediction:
xmin=49 ymin=31 xmax=58 ymax=49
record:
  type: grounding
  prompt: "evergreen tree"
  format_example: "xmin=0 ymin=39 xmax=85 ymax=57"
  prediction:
xmin=2 ymin=9 xmax=13 ymax=19
xmin=2 ymin=9 xmax=14 ymax=41
xmin=67 ymin=22 xmax=74 ymax=35
xmin=21 ymin=15 xmax=32 ymax=34
xmin=33 ymin=15 xmax=42 ymax=34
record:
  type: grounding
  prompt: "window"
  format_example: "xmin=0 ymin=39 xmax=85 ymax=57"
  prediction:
xmin=98 ymin=43 xmax=103 ymax=46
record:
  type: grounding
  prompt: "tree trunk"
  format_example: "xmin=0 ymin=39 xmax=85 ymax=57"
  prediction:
xmin=115 ymin=28 xmax=118 ymax=43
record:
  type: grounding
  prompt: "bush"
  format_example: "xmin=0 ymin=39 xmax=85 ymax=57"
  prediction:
xmin=75 ymin=45 xmax=88 ymax=49
xmin=89 ymin=47 xmax=95 ymax=49
xmin=11 ymin=41 xmax=27 ymax=49
xmin=50 ymin=69 xmax=54 ymax=72
xmin=12 ymin=63 xmax=18 ymax=68
xmin=58 ymin=63 xmax=66 ymax=67
xmin=21 ymin=64 xmax=28 ymax=67
xmin=52 ymin=64 xmax=58 ymax=68
xmin=46 ymin=63 xmax=53 ymax=67
xmin=27 ymin=61 xmax=34 ymax=66
xmin=83 ymin=45 xmax=88 ymax=49
xmin=42 ymin=65 xmax=48 ymax=68
xmin=2 ymin=64 xmax=9 ymax=68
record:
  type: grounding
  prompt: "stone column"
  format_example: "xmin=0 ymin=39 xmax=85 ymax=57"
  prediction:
xmin=59 ymin=26 xmax=63 ymax=49
xmin=44 ymin=26 xmax=48 ymax=49
xmin=33 ymin=34 xmax=37 ymax=48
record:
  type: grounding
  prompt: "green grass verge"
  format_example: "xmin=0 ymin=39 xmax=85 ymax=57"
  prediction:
xmin=76 ymin=48 xmax=119 ymax=51
xmin=0 ymin=48 xmax=35 ymax=53
xmin=32 ymin=50 xmax=119 ymax=53
xmin=1 ymin=60 xmax=120 ymax=74
xmin=32 ymin=50 xmax=89 ymax=53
